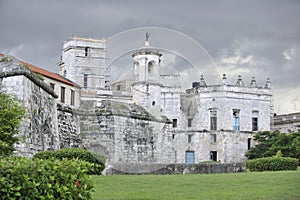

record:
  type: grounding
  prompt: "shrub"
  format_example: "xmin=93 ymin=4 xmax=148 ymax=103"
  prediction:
xmin=0 ymin=156 xmax=93 ymax=199
xmin=0 ymin=93 xmax=25 ymax=157
xmin=247 ymin=157 xmax=298 ymax=172
xmin=33 ymin=148 xmax=105 ymax=175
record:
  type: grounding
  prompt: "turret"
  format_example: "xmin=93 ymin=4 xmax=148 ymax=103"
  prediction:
xmin=131 ymin=33 xmax=163 ymax=114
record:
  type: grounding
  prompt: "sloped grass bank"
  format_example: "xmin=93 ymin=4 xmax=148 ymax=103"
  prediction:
xmin=92 ymin=169 xmax=300 ymax=200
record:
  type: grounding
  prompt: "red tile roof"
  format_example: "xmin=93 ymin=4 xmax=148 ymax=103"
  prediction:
xmin=1 ymin=53 xmax=79 ymax=88
xmin=23 ymin=61 xmax=80 ymax=88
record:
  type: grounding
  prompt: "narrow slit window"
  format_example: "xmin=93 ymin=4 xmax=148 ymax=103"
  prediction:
xmin=210 ymin=110 xmax=217 ymax=130
xmin=188 ymin=118 xmax=193 ymax=127
xmin=70 ymin=90 xmax=75 ymax=106
xmin=85 ymin=47 xmax=90 ymax=56
xmin=252 ymin=111 xmax=259 ymax=131
xmin=60 ymin=86 xmax=65 ymax=103
xmin=248 ymin=138 xmax=252 ymax=150
xmin=83 ymin=74 xmax=88 ymax=88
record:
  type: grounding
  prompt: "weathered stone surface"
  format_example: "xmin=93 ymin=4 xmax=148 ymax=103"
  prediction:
xmin=104 ymin=162 xmax=246 ymax=175
xmin=0 ymin=37 xmax=274 ymax=174
xmin=79 ymin=99 xmax=175 ymax=167
xmin=57 ymin=104 xmax=82 ymax=148
xmin=0 ymin=56 xmax=59 ymax=157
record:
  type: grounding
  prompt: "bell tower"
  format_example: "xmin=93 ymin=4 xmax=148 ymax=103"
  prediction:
xmin=132 ymin=33 xmax=163 ymax=115
xmin=58 ymin=37 xmax=110 ymax=91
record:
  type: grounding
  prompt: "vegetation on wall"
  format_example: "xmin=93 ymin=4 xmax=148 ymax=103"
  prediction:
xmin=0 ymin=56 xmax=8 ymax=62
xmin=33 ymin=148 xmax=106 ymax=175
xmin=0 ymin=93 xmax=25 ymax=157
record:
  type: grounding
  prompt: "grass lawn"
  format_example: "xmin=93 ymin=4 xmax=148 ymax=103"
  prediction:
xmin=92 ymin=169 xmax=300 ymax=200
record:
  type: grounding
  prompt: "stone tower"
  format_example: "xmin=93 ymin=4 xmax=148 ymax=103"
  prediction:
xmin=58 ymin=37 xmax=109 ymax=91
xmin=131 ymin=33 xmax=163 ymax=116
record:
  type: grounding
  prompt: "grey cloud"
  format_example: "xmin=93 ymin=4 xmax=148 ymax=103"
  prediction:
xmin=0 ymin=0 xmax=299 ymax=113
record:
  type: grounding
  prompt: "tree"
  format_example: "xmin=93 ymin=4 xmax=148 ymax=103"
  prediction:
xmin=246 ymin=130 xmax=300 ymax=162
xmin=0 ymin=93 xmax=25 ymax=157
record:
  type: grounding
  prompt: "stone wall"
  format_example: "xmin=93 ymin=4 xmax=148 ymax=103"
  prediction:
xmin=57 ymin=104 xmax=82 ymax=148
xmin=273 ymin=112 xmax=300 ymax=133
xmin=171 ymin=130 xmax=253 ymax=163
xmin=79 ymin=100 xmax=176 ymax=166
xmin=0 ymin=56 xmax=59 ymax=157
xmin=105 ymin=162 xmax=246 ymax=175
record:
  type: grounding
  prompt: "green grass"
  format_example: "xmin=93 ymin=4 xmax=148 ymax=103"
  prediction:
xmin=92 ymin=169 xmax=300 ymax=200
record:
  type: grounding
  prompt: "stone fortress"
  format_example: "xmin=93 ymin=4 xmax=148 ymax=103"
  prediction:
xmin=0 ymin=34 xmax=275 ymax=172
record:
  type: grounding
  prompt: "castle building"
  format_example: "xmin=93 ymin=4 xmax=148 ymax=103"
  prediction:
xmin=0 ymin=35 xmax=273 ymax=171
xmin=273 ymin=112 xmax=300 ymax=133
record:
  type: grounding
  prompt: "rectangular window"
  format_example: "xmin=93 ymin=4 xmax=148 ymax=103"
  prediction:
xmin=252 ymin=111 xmax=259 ymax=131
xmin=210 ymin=110 xmax=217 ymax=130
xmin=233 ymin=109 xmax=240 ymax=130
xmin=83 ymin=74 xmax=88 ymax=88
xmin=70 ymin=90 xmax=75 ymax=106
xmin=172 ymin=119 xmax=177 ymax=128
xmin=188 ymin=118 xmax=193 ymax=127
xmin=210 ymin=134 xmax=216 ymax=143
xmin=50 ymin=83 xmax=55 ymax=90
xmin=186 ymin=151 xmax=195 ymax=164
xmin=248 ymin=138 xmax=252 ymax=150
xmin=60 ymin=86 xmax=65 ymax=103
xmin=210 ymin=151 xmax=217 ymax=161
xmin=252 ymin=118 xmax=258 ymax=131
xmin=188 ymin=134 xmax=193 ymax=143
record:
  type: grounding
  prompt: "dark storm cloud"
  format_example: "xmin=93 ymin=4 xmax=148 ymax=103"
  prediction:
xmin=0 ymin=0 xmax=299 ymax=113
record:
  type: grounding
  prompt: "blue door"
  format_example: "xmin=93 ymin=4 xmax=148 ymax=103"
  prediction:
xmin=186 ymin=151 xmax=195 ymax=164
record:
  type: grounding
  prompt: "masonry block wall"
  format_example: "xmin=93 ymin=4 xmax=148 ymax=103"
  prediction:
xmin=79 ymin=99 xmax=176 ymax=167
xmin=0 ymin=56 xmax=60 ymax=157
xmin=57 ymin=104 xmax=82 ymax=148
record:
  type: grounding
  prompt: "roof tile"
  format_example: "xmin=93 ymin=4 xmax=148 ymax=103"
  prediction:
xmin=20 ymin=60 xmax=80 ymax=88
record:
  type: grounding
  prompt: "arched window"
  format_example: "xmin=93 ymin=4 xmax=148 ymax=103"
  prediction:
xmin=148 ymin=61 xmax=155 ymax=74
xmin=134 ymin=61 xmax=139 ymax=75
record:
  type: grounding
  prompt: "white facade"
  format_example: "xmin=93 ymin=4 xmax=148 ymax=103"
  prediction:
xmin=131 ymin=40 xmax=163 ymax=116
xmin=171 ymin=76 xmax=272 ymax=163
xmin=60 ymin=36 xmax=273 ymax=164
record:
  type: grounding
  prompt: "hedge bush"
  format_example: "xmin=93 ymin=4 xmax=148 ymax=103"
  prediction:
xmin=33 ymin=148 xmax=105 ymax=175
xmin=0 ymin=156 xmax=93 ymax=199
xmin=246 ymin=157 xmax=298 ymax=171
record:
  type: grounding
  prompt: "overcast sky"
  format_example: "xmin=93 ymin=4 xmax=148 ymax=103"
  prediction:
xmin=0 ymin=0 xmax=299 ymax=114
